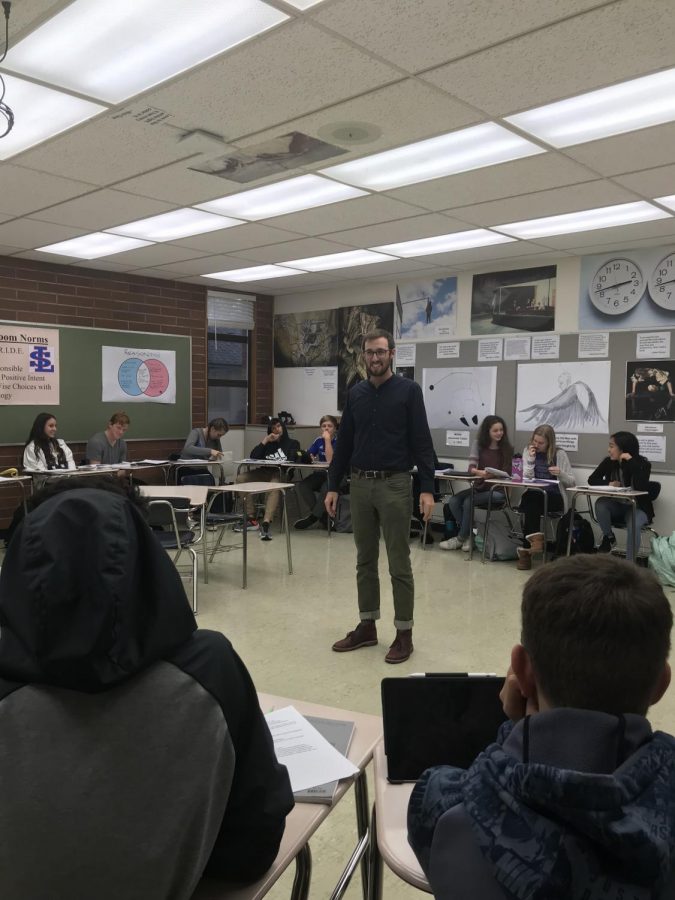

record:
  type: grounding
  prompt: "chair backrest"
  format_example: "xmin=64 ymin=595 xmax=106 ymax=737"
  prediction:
xmin=648 ymin=481 xmax=661 ymax=502
xmin=147 ymin=498 xmax=191 ymax=533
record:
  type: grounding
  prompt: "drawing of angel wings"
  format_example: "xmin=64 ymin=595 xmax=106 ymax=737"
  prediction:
xmin=519 ymin=381 xmax=604 ymax=431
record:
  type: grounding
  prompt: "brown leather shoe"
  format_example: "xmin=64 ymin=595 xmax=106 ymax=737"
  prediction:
xmin=385 ymin=629 xmax=413 ymax=664
xmin=526 ymin=532 xmax=545 ymax=554
xmin=516 ymin=548 xmax=532 ymax=570
xmin=332 ymin=620 xmax=378 ymax=652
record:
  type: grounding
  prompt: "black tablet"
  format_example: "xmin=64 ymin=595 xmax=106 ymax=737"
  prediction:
xmin=381 ymin=675 xmax=507 ymax=783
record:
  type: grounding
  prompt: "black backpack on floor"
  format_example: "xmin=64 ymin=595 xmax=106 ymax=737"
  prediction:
xmin=554 ymin=510 xmax=596 ymax=557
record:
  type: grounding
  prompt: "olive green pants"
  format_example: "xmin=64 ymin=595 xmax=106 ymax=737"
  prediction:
xmin=349 ymin=472 xmax=414 ymax=629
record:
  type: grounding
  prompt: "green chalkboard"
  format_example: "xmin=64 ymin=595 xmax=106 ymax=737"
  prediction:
xmin=0 ymin=322 xmax=191 ymax=445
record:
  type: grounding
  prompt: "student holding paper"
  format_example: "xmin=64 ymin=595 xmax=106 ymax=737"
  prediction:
xmin=439 ymin=416 xmax=512 ymax=552
xmin=517 ymin=424 xmax=575 ymax=571
xmin=589 ymin=431 xmax=653 ymax=560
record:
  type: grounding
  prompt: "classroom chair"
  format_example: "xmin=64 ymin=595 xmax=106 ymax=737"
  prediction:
xmin=147 ymin=498 xmax=199 ymax=613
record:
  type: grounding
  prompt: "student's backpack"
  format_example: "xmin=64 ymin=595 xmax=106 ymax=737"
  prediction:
xmin=554 ymin=510 xmax=595 ymax=557
xmin=479 ymin=520 xmax=520 ymax=561
xmin=648 ymin=534 xmax=675 ymax=587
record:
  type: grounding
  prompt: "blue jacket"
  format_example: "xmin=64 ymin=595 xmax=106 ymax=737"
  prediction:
xmin=408 ymin=709 xmax=675 ymax=900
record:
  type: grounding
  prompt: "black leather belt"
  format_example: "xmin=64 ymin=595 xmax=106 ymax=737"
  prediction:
xmin=351 ymin=468 xmax=405 ymax=479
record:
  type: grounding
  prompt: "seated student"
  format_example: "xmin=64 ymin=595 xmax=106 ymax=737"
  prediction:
xmin=22 ymin=411 xmax=76 ymax=472
xmin=0 ymin=478 xmax=294 ymax=898
xmin=589 ymin=430 xmax=653 ymax=561
xmin=439 ymin=415 xmax=512 ymax=552
xmin=182 ymin=418 xmax=228 ymax=460
xmin=294 ymin=414 xmax=338 ymax=530
xmin=86 ymin=410 xmax=130 ymax=464
xmin=517 ymin=423 xmax=575 ymax=571
xmin=408 ymin=555 xmax=675 ymax=900
xmin=236 ymin=417 xmax=302 ymax=542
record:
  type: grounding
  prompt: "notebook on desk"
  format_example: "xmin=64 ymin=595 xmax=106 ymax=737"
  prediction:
xmin=381 ymin=675 xmax=507 ymax=783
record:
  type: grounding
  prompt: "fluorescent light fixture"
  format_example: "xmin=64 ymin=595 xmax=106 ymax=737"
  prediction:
xmin=373 ymin=229 xmax=515 ymax=258
xmin=197 ymin=175 xmax=367 ymax=220
xmin=282 ymin=0 xmax=326 ymax=7
xmin=37 ymin=233 xmax=153 ymax=259
xmin=106 ymin=208 xmax=243 ymax=242
xmin=493 ymin=202 xmax=671 ymax=240
xmin=5 ymin=0 xmax=288 ymax=104
xmin=506 ymin=67 xmax=675 ymax=147
xmin=0 ymin=74 xmax=104 ymax=160
xmin=320 ymin=123 xmax=543 ymax=191
xmin=203 ymin=265 xmax=306 ymax=283
xmin=656 ymin=195 xmax=675 ymax=212
xmin=284 ymin=249 xmax=398 ymax=271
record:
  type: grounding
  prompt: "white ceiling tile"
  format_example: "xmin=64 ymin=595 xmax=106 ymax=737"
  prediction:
xmin=320 ymin=213 xmax=470 ymax=249
xmin=70 ymin=259 xmax=139 ymax=273
xmin=422 ymin=0 xmax=675 ymax=116
xmin=449 ymin=182 xmax=638 ymax=228
xmin=0 ymin=218 xmax=88 ymax=250
xmin=612 ymin=165 xmax=675 ymax=198
xmin=7 ymin=1 xmax=65 ymax=44
xmin=561 ymin=235 xmax=675 ymax=256
xmin=31 ymin=190 xmax=176 ymax=230
xmin=0 ymin=244 xmax=23 ymax=255
xmin=233 ymin=237 xmax=356 ymax=263
xmin=387 ymin=154 xmax=597 ymax=211
xmin=251 ymin=194 xmax=425 ymax=237
xmin=312 ymin=0 xmax=606 ymax=72
xmin=531 ymin=217 xmax=675 ymax=250
xmin=101 ymin=244 xmax=210 ymax=268
xmin=0 ymin=165 xmax=96 ymax=216
xmin=150 ymin=255 xmax=256 ymax=276
xmin=386 ymin=240 xmax=558 ymax=269
xmin=14 ymin=115 xmax=194 ymax=185
xmin=114 ymin=158 xmax=240 ymax=206
xmin=563 ymin=123 xmax=675 ymax=177
xmin=171 ymin=223 xmax=305 ymax=253
xmin=144 ymin=20 xmax=400 ymax=142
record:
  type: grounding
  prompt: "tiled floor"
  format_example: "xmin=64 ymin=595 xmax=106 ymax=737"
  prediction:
xmin=193 ymin=523 xmax=675 ymax=899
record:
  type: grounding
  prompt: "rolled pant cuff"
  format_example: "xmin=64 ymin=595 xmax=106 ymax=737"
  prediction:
xmin=360 ymin=610 xmax=380 ymax=621
xmin=394 ymin=619 xmax=413 ymax=630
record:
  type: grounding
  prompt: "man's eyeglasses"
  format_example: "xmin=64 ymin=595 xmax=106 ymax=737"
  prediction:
xmin=363 ymin=349 xmax=390 ymax=358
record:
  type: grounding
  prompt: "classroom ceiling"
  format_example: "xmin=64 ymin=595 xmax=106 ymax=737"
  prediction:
xmin=0 ymin=0 xmax=675 ymax=297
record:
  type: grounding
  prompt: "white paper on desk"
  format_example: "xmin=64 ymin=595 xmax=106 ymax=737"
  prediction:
xmin=265 ymin=706 xmax=359 ymax=793
xmin=139 ymin=459 xmax=168 ymax=464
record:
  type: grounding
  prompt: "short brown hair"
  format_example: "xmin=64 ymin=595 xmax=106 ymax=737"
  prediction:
xmin=110 ymin=411 xmax=130 ymax=426
xmin=362 ymin=329 xmax=394 ymax=351
xmin=522 ymin=555 xmax=672 ymax=715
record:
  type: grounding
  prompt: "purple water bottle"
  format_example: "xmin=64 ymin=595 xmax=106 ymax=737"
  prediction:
xmin=511 ymin=453 xmax=523 ymax=482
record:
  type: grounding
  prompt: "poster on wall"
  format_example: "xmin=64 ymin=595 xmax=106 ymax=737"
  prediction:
xmin=394 ymin=277 xmax=457 ymax=342
xmin=0 ymin=324 xmax=59 ymax=405
xmin=422 ymin=366 xmax=497 ymax=430
xmin=626 ymin=360 xmax=675 ymax=422
xmin=516 ymin=361 xmax=610 ymax=434
xmin=274 ymin=367 xmax=338 ymax=425
xmin=273 ymin=308 xmax=338 ymax=367
xmin=102 ymin=346 xmax=176 ymax=404
xmin=579 ymin=244 xmax=675 ymax=330
xmin=337 ymin=302 xmax=394 ymax=409
xmin=471 ymin=265 xmax=556 ymax=335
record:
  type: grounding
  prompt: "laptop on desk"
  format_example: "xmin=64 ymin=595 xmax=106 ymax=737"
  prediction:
xmin=381 ymin=674 xmax=507 ymax=783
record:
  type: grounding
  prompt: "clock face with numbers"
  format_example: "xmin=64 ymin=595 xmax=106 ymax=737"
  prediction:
xmin=647 ymin=252 xmax=675 ymax=311
xmin=588 ymin=257 xmax=645 ymax=315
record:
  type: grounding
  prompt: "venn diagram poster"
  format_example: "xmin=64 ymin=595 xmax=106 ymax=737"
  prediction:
xmin=101 ymin=346 xmax=176 ymax=404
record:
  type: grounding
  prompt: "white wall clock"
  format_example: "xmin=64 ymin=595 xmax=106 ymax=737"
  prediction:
xmin=647 ymin=251 xmax=675 ymax=311
xmin=588 ymin=257 xmax=644 ymax=315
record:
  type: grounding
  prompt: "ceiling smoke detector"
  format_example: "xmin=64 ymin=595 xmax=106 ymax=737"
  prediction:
xmin=318 ymin=121 xmax=382 ymax=145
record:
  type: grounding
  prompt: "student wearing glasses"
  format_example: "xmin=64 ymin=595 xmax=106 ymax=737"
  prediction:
xmin=325 ymin=330 xmax=435 ymax=664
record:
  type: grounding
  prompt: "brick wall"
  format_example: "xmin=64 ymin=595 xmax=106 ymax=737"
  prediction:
xmin=250 ymin=294 xmax=274 ymax=425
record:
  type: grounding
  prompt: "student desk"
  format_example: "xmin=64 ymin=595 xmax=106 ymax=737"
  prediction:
xmin=430 ymin=471 xmax=482 ymax=560
xmin=207 ymin=482 xmax=295 ymax=589
xmin=27 ymin=461 xmax=171 ymax=484
xmin=0 ymin=474 xmax=32 ymax=513
xmin=565 ymin=485 xmax=648 ymax=560
xmin=140 ymin=484 xmax=209 ymax=584
xmin=482 ymin=478 xmax=560 ymax=564
xmin=366 ymin=739 xmax=430 ymax=898
xmin=192 ymin=692 xmax=382 ymax=900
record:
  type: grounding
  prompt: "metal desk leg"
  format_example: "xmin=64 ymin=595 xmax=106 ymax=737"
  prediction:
xmin=202 ymin=504 xmax=208 ymax=584
xmin=242 ymin=507 xmax=248 ymax=590
xmin=482 ymin=486 xmax=496 ymax=564
xmin=290 ymin=844 xmax=312 ymax=900
xmin=366 ymin=804 xmax=383 ymax=900
xmin=18 ymin=480 xmax=28 ymax=513
xmin=630 ymin=498 xmax=638 ymax=563
xmin=566 ymin=494 xmax=578 ymax=557
xmin=542 ymin=489 xmax=548 ymax=564
xmin=468 ymin=482 xmax=475 ymax=561
xmin=355 ymin=771 xmax=370 ymax=900
xmin=283 ymin=490 xmax=293 ymax=575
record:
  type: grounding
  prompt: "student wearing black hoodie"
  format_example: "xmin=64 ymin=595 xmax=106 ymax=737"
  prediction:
xmin=237 ymin=417 xmax=302 ymax=541
xmin=0 ymin=479 xmax=293 ymax=900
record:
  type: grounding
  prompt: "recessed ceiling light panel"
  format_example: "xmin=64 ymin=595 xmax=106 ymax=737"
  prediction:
xmin=203 ymin=265 xmax=306 ymax=282
xmin=656 ymin=195 xmax=675 ymax=212
xmin=506 ymin=68 xmax=675 ymax=147
xmin=284 ymin=249 xmax=398 ymax=271
xmin=494 ymin=202 xmax=671 ymax=239
xmin=106 ymin=208 xmax=243 ymax=242
xmin=0 ymin=74 xmax=104 ymax=160
xmin=320 ymin=123 xmax=543 ymax=191
xmin=373 ymin=229 xmax=515 ymax=258
xmin=5 ymin=0 xmax=288 ymax=103
xmin=196 ymin=175 xmax=366 ymax=220
xmin=37 ymin=233 xmax=153 ymax=259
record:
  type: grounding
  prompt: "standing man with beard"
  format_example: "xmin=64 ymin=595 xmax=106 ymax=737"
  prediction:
xmin=325 ymin=329 xmax=435 ymax=664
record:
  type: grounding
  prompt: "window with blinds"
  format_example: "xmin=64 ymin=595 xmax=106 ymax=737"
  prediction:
xmin=207 ymin=291 xmax=255 ymax=426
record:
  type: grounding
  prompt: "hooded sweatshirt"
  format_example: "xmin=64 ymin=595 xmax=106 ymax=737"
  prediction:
xmin=0 ymin=488 xmax=293 ymax=900
xmin=408 ymin=709 xmax=675 ymax=900
xmin=249 ymin=422 xmax=302 ymax=463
